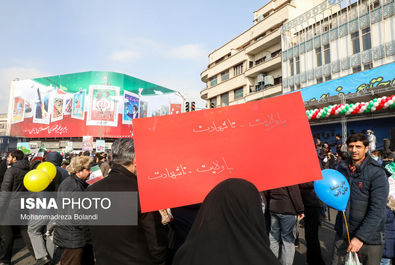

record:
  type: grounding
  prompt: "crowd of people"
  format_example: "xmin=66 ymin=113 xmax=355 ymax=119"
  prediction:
xmin=0 ymin=132 xmax=393 ymax=265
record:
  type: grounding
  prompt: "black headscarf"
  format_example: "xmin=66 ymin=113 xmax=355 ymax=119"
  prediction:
xmin=172 ymin=178 xmax=280 ymax=265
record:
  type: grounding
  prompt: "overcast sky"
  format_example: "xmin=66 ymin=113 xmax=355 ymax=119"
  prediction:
xmin=0 ymin=0 xmax=269 ymax=113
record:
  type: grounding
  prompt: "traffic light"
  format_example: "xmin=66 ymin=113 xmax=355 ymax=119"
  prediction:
xmin=191 ymin=101 xmax=195 ymax=111
xmin=185 ymin=102 xmax=190 ymax=112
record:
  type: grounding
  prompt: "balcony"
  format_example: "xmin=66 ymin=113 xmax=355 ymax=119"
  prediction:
xmin=200 ymin=87 xmax=208 ymax=100
xmin=245 ymin=28 xmax=281 ymax=55
xmin=245 ymin=53 xmax=281 ymax=78
xmin=201 ymin=71 xmax=209 ymax=83
xmin=244 ymin=83 xmax=282 ymax=102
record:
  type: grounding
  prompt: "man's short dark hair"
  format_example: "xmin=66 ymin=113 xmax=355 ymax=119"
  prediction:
xmin=83 ymin=151 xmax=91 ymax=156
xmin=111 ymin=138 xmax=135 ymax=166
xmin=10 ymin=150 xmax=24 ymax=161
xmin=346 ymin=133 xmax=369 ymax=147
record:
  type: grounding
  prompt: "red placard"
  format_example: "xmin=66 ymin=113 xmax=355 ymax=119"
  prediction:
xmin=170 ymin=104 xmax=182 ymax=115
xmin=133 ymin=92 xmax=322 ymax=212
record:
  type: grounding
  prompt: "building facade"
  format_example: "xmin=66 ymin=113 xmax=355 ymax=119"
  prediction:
xmin=200 ymin=0 xmax=395 ymax=148
xmin=200 ymin=0 xmax=322 ymax=108
xmin=0 ymin=114 xmax=8 ymax=136
xmin=281 ymin=0 xmax=395 ymax=92
xmin=281 ymin=0 xmax=395 ymax=149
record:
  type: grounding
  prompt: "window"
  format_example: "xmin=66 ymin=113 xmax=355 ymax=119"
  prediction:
xmin=221 ymin=71 xmax=229 ymax=82
xmin=209 ymin=97 xmax=217 ymax=108
xmin=325 ymin=75 xmax=332 ymax=81
xmin=290 ymin=85 xmax=295 ymax=91
xmin=362 ymin=27 xmax=371 ymax=51
xmin=323 ymin=44 xmax=330 ymax=64
xmin=274 ymin=76 xmax=282 ymax=86
xmin=364 ymin=63 xmax=373 ymax=70
xmin=317 ymin=77 xmax=323 ymax=84
xmin=210 ymin=76 xmax=217 ymax=86
xmin=255 ymin=32 xmax=266 ymax=41
xmin=255 ymin=57 xmax=266 ymax=65
xmin=221 ymin=93 xmax=229 ymax=107
xmin=296 ymin=56 xmax=300 ymax=74
xmin=234 ymin=63 xmax=243 ymax=76
xmin=351 ymin=31 xmax=360 ymax=54
xmin=316 ymin=47 xmax=322 ymax=66
xmin=290 ymin=58 xmax=294 ymax=76
xmin=353 ymin=65 xmax=362 ymax=73
xmin=296 ymin=84 xmax=301 ymax=90
xmin=234 ymin=87 xmax=243 ymax=99
xmin=370 ymin=0 xmax=380 ymax=10
xmin=271 ymin=49 xmax=281 ymax=58
xmin=249 ymin=61 xmax=254 ymax=68
xmin=323 ymin=23 xmax=331 ymax=32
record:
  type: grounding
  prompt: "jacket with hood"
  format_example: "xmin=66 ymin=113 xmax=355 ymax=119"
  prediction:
xmin=45 ymin=152 xmax=69 ymax=189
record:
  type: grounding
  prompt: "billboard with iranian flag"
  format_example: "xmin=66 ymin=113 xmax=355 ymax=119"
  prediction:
xmin=9 ymin=71 xmax=183 ymax=138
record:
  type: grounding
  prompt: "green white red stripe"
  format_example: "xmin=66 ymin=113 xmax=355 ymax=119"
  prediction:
xmin=306 ymin=95 xmax=395 ymax=120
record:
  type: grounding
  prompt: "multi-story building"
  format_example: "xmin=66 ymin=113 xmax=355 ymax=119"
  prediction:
xmin=200 ymin=0 xmax=322 ymax=108
xmin=282 ymin=0 xmax=395 ymax=91
xmin=281 ymin=0 xmax=395 ymax=148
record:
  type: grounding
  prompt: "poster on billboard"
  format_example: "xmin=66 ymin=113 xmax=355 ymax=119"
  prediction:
xmin=33 ymin=87 xmax=51 ymax=125
xmin=96 ymin=140 xmax=105 ymax=152
xmin=170 ymin=103 xmax=182 ymax=115
xmin=12 ymin=97 xmax=25 ymax=124
xmin=82 ymin=136 xmax=93 ymax=152
xmin=12 ymin=80 xmax=35 ymax=119
xmin=51 ymin=95 xmax=64 ymax=122
xmin=87 ymin=85 xmax=119 ymax=126
xmin=122 ymin=91 xmax=139 ymax=124
xmin=71 ymin=90 xmax=86 ymax=120
xmin=63 ymin=95 xmax=73 ymax=115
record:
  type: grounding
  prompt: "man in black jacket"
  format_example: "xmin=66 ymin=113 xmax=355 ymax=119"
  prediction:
xmin=87 ymin=138 xmax=168 ymax=265
xmin=331 ymin=133 xmax=389 ymax=265
xmin=265 ymin=185 xmax=304 ymax=265
xmin=0 ymin=150 xmax=33 ymax=265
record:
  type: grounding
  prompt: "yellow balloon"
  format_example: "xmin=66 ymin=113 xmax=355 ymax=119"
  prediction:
xmin=23 ymin=169 xmax=50 ymax=192
xmin=37 ymin=162 xmax=57 ymax=180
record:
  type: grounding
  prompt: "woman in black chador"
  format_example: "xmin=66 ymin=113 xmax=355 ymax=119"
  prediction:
xmin=172 ymin=178 xmax=281 ymax=265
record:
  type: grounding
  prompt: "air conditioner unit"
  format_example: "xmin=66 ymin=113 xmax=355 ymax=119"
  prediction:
xmin=264 ymin=75 xmax=274 ymax=86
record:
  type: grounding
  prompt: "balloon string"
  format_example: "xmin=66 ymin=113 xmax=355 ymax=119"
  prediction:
xmin=343 ymin=211 xmax=351 ymax=244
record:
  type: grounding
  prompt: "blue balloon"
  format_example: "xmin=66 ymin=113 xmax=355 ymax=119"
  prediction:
xmin=314 ymin=169 xmax=350 ymax=211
